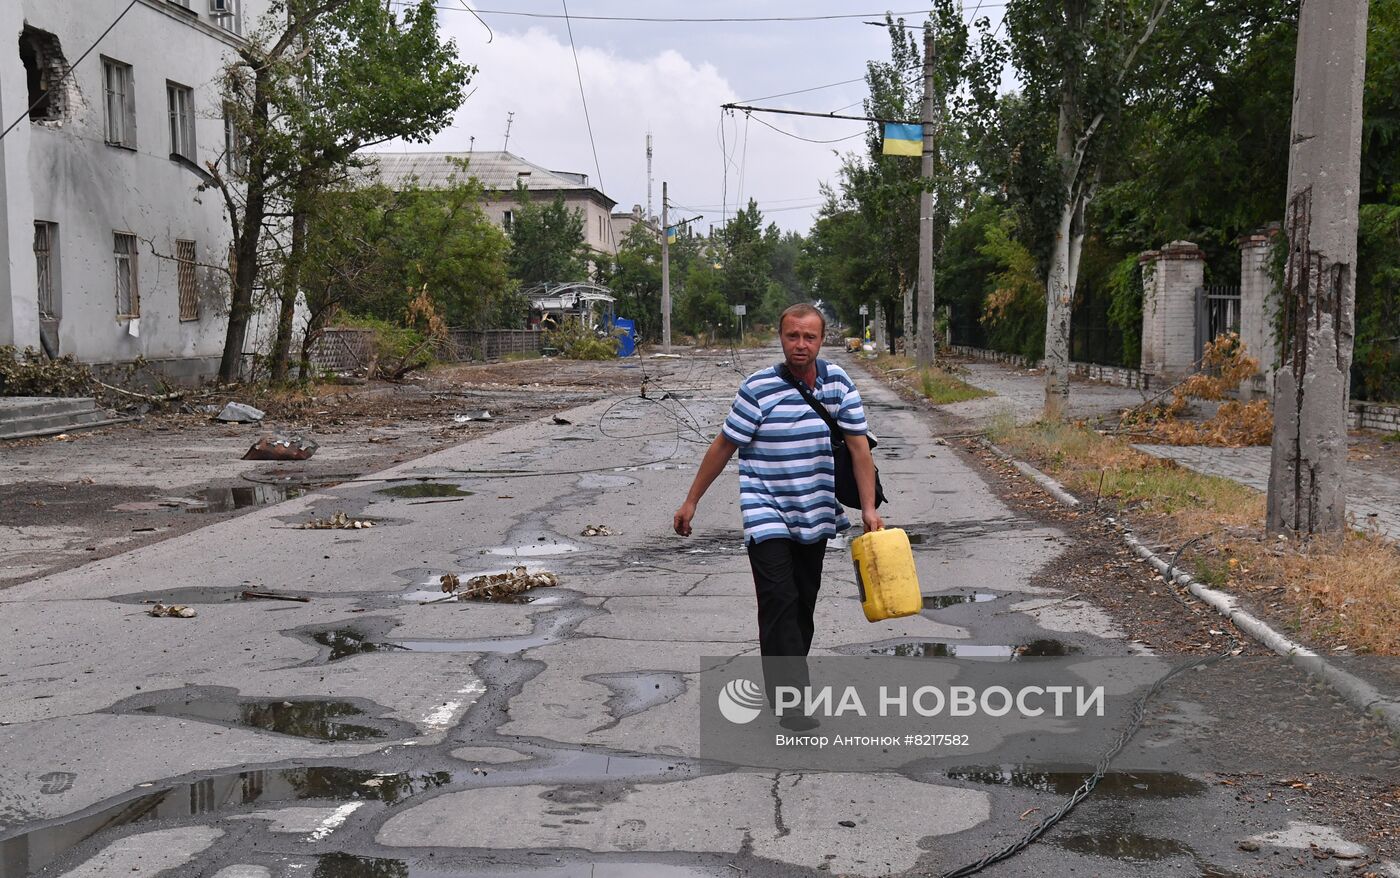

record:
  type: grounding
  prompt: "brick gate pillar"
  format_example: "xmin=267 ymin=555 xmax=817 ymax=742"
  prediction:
xmin=1139 ymin=241 xmax=1205 ymax=379
xmin=1238 ymin=226 xmax=1280 ymax=398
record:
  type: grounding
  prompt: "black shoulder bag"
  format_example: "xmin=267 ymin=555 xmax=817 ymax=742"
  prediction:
xmin=778 ymin=365 xmax=886 ymax=509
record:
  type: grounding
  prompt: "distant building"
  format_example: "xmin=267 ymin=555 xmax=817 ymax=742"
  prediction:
xmin=0 ymin=0 xmax=273 ymax=382
xmin=611 ymin=204 xmax=658 ymax=245
xmin=366 ymin=151 xmax=621 ymax=259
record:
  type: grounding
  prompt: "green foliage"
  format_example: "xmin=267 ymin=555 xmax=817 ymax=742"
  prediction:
xmin=300 ymin=166 xmax=513 ymax=335
xmin=940 ymin=198 xmax=1003 ymax=347
xmin=508 ymin=186 xmax=590 ymax=284
xmin=609 ymin=223 xmax=663 ymax=341
xmin=1356 ymin=201 xmax=1400 ymax=401
xmin=545 ymin=319 xmax=619 ymax=360
xmin=918 ymin=367 xmax=992 ymax=405
xmin=717 ymin=200 xmax=774 ymax=312
xmin=977 ymin=216 xmax=1046 ymax=358
xmin=0 ymin=346 xmax=93 ymax=397
xmin=1106 ymin=253 xmax=1145 ymax=366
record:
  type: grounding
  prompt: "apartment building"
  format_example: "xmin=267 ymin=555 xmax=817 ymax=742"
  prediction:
xmin=1 ymin=0 xmax=269 ymax=382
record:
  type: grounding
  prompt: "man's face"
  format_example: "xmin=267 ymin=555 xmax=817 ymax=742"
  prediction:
xmin=780 ymin=314 xmax=824 ymax=372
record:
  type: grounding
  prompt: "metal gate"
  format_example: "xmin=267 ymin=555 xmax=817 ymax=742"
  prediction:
xmin=1194 ymin=285 xmax=1241 ymax=364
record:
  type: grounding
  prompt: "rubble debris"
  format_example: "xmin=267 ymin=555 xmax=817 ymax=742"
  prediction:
xmin=148 ymin=603 xmax=197 ymax=618
xmin=437 ymin=565 xmax=559 ymax=602
xmin=215 ymin=402 xmax=265 ymax=423
xmin=241 ymin=590 xmax=310 ymax=602
xmin=581 ymin=524 xmax=615 ymax=537
xmin=551 ymin=415 xmax=572 ymax=425
xmin=301 ymin=511 xmax=375 ymax=530
xmin=453 ymin=410 xmax=492 ymax=424
xmin=243 ymin=434 xmax=319 ymax=461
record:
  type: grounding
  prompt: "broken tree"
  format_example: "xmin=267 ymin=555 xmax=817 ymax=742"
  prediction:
xmin=1266 ymin=0 xmax=1370 ymax=535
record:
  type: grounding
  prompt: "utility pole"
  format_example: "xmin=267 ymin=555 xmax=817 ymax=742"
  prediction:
xmin=1266 ymin=0 xmax=1369 ymax=535
xmin=915 ymin=27 xmax=936 ymax=370
xmin=502 ymin=111 xmax=515 ymax=152
xmin=661 ymin=181 xmax=672 ymax=353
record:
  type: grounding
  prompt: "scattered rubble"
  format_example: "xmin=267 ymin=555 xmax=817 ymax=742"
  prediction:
xmin=581 ymin=524 xmax=616 ymax=537
xmin=437 ymin=566 xmax=559 ymax=602
xmin=244 ymin=434 xmax=318 ymax=461
xmin=453 ymin=410 xmax=492 ymax=424
xmin=147 ymin=603 xmax=197 ymax=618
xmin=215 ymin=402 xmax=264 ymax=423
xmin=301 ymin=511 xmax=376 ymax=530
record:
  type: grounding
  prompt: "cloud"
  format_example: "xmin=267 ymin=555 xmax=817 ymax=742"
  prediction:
xmin=418 ymin=24 xmax=867 ymax=234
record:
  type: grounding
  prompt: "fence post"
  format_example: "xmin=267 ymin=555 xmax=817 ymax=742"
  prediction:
xmin=1139 ymin=241 xmax=1204 ymax=380
xmin=1238 ymin=226 xmax=1280 ymax=399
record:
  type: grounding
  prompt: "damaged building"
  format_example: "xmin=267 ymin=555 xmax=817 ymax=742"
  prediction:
xmin=0 ymin=0 xmax=269 ymax=383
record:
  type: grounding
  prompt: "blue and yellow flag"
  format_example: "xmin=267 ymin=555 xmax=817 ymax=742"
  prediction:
xmin=666 ymin=226 xmax=678 ymax=244
xmin=881 ymin=122 xmax=922 ymax=157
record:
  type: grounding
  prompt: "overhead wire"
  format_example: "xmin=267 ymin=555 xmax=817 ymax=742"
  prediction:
xmin=438 ymin=8 xmax=971 ymax=23
xmin=559 ymin=0 xmax=616 ymax=253
xmin=747 ymin=112 xmax=865 ymax=145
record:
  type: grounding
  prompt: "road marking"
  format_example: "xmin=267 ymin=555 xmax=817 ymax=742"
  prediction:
xmin=421 ymin=680 xmax=488 ymax=731
xmin=305 ymin=802 xmax=362 ymax=842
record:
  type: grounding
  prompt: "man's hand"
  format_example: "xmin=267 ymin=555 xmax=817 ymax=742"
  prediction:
xmin=861 ymin=508 xmax=884 ymax=534
xmin=673 ymin=501 xmax=696 ymax=537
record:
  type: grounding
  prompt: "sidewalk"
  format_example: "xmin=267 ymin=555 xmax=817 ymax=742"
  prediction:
xmin=945 ymin=356 xmax=1400 ymax=542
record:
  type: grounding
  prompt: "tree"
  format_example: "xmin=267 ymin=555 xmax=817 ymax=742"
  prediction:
xmin=208 ymin=0 xmax=471 ymax=383
xmin=507 ymin=186 xmax=590 ymax=284
xmin=716 ymin=199 xmax=773 ymax=312
xmin=610 ymin=223 xmax=663 ymax=341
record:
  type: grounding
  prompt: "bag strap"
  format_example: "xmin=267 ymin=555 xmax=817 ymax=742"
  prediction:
xmin=777 ymin=364 xmax=846 ymax=446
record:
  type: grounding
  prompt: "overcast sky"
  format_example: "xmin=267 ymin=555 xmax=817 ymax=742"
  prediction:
xmin=385 ymin=2 xmax=1005 ymax=236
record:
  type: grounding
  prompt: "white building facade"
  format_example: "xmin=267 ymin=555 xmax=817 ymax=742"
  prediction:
xmin=1 ymin=0 xmax=269 ymax=382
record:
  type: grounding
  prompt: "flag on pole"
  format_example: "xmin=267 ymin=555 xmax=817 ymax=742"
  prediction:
xmin=666 ymin=226 xmax=678 ymax=244
xmin=881 ymin=122 xmax=922 ymax=157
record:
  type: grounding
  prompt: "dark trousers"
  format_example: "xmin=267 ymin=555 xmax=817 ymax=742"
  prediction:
xmin=747 ymin=537 xmax=828 ymax=708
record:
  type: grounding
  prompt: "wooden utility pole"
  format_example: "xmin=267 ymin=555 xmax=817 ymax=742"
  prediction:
xmin=915 ymin=27 xmax=936 ymax=370
xmin=661 ymin=181 xmax=672 ymax=353
xmin=1266 ymin=0 xmax=1369 ymax=535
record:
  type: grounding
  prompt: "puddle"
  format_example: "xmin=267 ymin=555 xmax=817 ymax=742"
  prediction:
xmin=484 ymin=748 xmax=698 ymax=785
xmin=484 ymin=543 xmax=579 ymax=557
xmin=136 ymin=696 xmax=395 ymax=741
xmin=945 ymin=766 xmax=1208 ymax=798
xmin=0 ymin=766 xmax=450 ymax=877
xmin=108 ymin=587 xmax=250 ymax=605
xmin=859 ymin=639 xmax=1078 ymax=659
xmin=311 ymin=629 xmax=407 ymax=661
xmin=922 ymin=593 xmax=1001 ymax=609
xmin=1051 ymin=831 xmax=1193 ymax=861
xmin=376 ymin=483 xmax=473 ymax=499
xmin=383 ymin=607 xmax=593 ymax=654
xmin=552 ymin=436 xmax=595 ymax=442
xmin=184 ymin=484 xmax=301 ymax=513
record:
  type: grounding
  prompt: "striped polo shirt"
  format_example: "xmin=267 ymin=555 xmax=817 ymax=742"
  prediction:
xmin=721 ymin=359 xmax=870 ymax=545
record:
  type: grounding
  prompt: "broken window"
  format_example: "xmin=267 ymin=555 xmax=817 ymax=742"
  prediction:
xmin=114 ymin=233 xmax=139 ymax=318
xmin=19 ymin=26 xmax=69 ymax=122
xmin=177 ymin=239 xmax=199 ymax=321
xmin=34 ymin=222 xmax=58 ymax=319
xmin=102 ymin=58 xmax=136 ymax=147
xmin=167 ymin=81 xmax=196 ymax=160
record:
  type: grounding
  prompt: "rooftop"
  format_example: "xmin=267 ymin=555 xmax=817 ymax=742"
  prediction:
xmin=362 ymin=151 xmax=615 ymax=207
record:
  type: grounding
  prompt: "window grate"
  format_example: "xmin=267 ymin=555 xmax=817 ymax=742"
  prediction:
xmin=177 ymin=239 xmax=199 ymax=320
xmin=114 ymin=233 xmax=139 ymax=318
xmin=34 ymin=223 xmax=56 ymax=319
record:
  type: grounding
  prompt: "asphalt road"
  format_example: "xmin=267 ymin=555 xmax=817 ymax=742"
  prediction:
xmin=0 ymin=350 xmax=1395 ymax=878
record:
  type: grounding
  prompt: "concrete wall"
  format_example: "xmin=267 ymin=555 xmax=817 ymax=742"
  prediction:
xmin=1139 ymin=241 xmax=1205 ymax=379
xmin=0 ymin=0 xmax=40 ymax=353
xmin=483 ymin=190 xmax=620 ymax=261
xmin=2 ymin=0 xmax=272 ymax=380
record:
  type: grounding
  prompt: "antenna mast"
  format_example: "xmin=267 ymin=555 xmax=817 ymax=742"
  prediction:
xmin=646 ymin=133 xmax=654 ymax=222
xmin=503 ymin=111 xmax=515 ymax=152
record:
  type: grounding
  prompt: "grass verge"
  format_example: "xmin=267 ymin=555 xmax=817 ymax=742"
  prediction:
xmin=989 ymin=419 xmax=1400 ymax=655
xmin=869 ymin=355 xmax=993 ymax=405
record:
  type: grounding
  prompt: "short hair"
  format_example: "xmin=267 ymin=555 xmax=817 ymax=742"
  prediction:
xmin=779 ymin=303 xmax=826 ymax=336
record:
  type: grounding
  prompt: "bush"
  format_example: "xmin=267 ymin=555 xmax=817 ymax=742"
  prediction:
xmin=545 ymin=319 xmax=618 ymax=360
xmin=0 ymin=346 xmax=93 ymax=397
xmin=333 ymin=315 xmax=434 ymax=378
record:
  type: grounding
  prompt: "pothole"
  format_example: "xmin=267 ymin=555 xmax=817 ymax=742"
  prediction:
xmin=945 ymin=766 xmax=1209 ymax=798
xmin=181 ymin=484 xmax=302 ymax=513
xmin=922 ymin=592 xmax=1001 ymax=609
xmin=586 ymin=671 xmax=688 ymax=728
xmin=1050 ymin=831 xmax=1194 ymax=861
xmin=376 ymin=483 xmax=473 ymax=499
xmin=847 ymin=639 xmax=1079 ymax=659
xmin=135 ymin=696 xmax=403 ymax=741
xmin=483 ymin=543 xmax=579 ymax=557
xmin=0 ymin=766 xmax=450 ymax=877
xmin=310 ymin=629 xmax=408 ymax=661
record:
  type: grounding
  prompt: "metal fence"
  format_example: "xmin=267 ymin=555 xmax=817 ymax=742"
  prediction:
xmin=1195 ymin=285 xmax=1241 ymax=360
xmin=307 ymin=328 xmax=375 ymax=373
xmin=438 ymin=328 xmax=544 ymax=362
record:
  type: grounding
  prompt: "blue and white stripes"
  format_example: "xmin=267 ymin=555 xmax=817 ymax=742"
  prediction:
xmin=721 ymin=360 xmax=869 ymax=544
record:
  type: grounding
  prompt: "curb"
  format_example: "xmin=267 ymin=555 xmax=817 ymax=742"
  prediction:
xmin=982 ymin=439 xmax=1400 ymax=738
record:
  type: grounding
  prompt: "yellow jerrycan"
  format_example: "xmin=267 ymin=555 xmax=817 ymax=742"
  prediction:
xmin=850 ymin=527 xmax=922 ymax=622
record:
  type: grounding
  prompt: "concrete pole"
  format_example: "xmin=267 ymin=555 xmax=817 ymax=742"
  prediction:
xmin=902 ymin=284 xmax=913 ymax=358
xmin=1266 ymin=0 xmax=1368 ymax=536
xmin=661 ymin=181 xmax=672 ymax=353
xmin=915 ymin=28 xmax=936 ymax=370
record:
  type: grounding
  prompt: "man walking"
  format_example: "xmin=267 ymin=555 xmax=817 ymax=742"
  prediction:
xmin=673 ymin=304 xmax=883 ymax=720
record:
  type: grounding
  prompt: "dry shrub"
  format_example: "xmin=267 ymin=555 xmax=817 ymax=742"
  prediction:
xmin=1124 ymin=333 xmax=1273 ymax=446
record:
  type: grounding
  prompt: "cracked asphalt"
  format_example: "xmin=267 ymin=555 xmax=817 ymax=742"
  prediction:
xmin=1 ymin=349 xmax=1397 ymax=878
